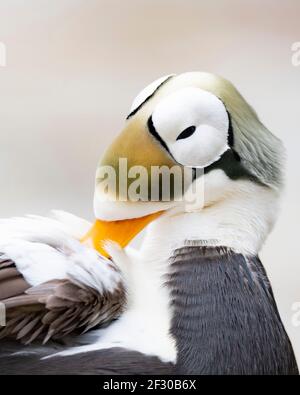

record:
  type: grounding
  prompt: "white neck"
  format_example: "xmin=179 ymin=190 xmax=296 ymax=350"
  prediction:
xmin=143 ymin=174 xmax=280 ymax=258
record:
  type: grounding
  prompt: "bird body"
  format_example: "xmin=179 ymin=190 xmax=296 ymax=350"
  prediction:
xmin=0 ymin=72 xmax=298 ymax=374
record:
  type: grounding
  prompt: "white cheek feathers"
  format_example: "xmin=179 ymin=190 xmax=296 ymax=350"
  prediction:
xmin=152 ymin=88 xmax=230 ymax=168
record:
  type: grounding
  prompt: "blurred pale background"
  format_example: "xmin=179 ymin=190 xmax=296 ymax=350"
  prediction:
xmin=0 ymin=0 xmax=299 ymax=362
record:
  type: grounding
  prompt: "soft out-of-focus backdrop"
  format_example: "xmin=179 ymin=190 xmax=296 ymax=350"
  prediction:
xmin=0 ymin=0 xmax=299 ymax=361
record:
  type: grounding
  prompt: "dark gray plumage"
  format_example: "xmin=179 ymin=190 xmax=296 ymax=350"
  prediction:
xmin=0 ymin=343 xmax=174 ymax=375
xmin=168 ymin=246 xmax=299 ymax=375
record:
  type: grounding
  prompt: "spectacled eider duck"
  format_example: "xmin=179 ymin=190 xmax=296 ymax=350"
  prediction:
xmin=0 ymin=72 xmax=298 ymax=375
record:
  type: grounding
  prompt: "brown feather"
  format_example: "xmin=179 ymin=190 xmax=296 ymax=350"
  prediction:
xmin=0 ymin=257 xmax=15 ymax=269
xmin=0 ymin=257 xmax=126 ymax=344
xmin=17 ymin=316 xmax=41 ymax=340
xmin=0 ymin=268 xmax=19 ymax=282
xmin=0 ymin=271 xmax=30 ymax=299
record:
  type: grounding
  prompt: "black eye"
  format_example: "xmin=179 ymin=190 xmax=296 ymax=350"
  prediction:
xmin=176 ymin=126 xmax=196 ymax=141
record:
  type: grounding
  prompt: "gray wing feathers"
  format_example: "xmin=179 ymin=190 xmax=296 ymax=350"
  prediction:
xmin=0 ymin=345 xmax=174 ymax=375
xmin=0 ymin=259 xmax=126 ymax=344
xmin=0 ymin=258 xmax=30 ymax=300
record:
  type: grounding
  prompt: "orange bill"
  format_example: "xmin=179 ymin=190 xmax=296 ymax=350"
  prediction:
xmin=81 ymin=211 xmax=164 ymax=257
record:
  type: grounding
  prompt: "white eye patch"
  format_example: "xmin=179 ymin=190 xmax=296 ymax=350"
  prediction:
xmin=151 ymin=88 xmax=230 ymax=168
xmin=128 ymin=74 xmax=175 ymax=118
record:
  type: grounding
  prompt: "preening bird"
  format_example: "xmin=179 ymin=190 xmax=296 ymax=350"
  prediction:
xmin=0 ymin=72 xmax=298 ymax=375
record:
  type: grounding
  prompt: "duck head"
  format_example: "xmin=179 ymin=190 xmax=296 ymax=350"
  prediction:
xmin=82 ymin=72 xmax=284 ymax=256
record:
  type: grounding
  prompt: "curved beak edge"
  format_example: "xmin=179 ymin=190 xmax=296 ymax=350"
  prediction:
xmin=81 ymin=211 xmax=164 ymax=257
